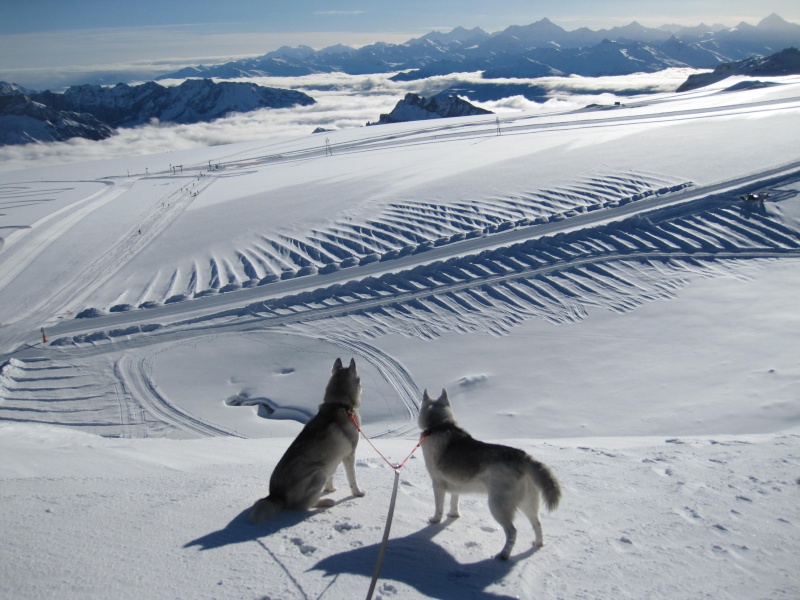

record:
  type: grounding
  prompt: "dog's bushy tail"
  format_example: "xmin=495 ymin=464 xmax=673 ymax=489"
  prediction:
xmin=248 ymin=495 xmax=284 ymax=524
xmin=526 ymin=457 xmax=562 ymax=511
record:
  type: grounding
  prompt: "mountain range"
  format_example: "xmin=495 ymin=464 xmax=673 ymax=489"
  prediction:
xmin=0 ymin=79 xmax=314 ymax=146
xmin=676 ymin=46 xmax=800 ymax=91
xmin=3 ymin=15 xmax=800 ymax=146
xmin=163 ymin=14 xmax=800 ymax=81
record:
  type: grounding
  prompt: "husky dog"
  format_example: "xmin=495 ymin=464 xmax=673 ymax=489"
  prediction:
xmin=418 ymin=389 xmax=562 ymax=560
xmin=249 ymin=357 xmax=366 ymax=524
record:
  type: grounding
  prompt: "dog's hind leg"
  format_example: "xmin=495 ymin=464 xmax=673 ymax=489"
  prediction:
xmin=343 ymin=451 xmax=365 ymax=497
xmin=521 ymin=490 xmax=544 ymax=547
xmin=488 ymin=493 xmax=517 ymax=560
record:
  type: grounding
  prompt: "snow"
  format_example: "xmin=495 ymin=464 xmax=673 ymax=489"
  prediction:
xmin=1 ymin=73 xmax=800 ymax=599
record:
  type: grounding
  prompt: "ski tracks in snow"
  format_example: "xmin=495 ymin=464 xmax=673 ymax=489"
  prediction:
xmin=328 ymin=335 xmax=421 ymax=438
xmin=115 ymin=352 xmax=244 ymax=438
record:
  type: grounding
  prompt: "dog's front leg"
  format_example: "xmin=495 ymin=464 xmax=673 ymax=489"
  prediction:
xmin=429 ymin=480 xmax=446 ymax=523
xmin=448 ymin=493 xmax=461 ymax=518
xmin=323 ymin=475 xmax=336 ymax=494
xmin=343 ymin=451 xmax=365 ymax=497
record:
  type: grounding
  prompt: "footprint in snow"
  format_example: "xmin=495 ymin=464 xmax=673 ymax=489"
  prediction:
xmin=611 ymin=537 xmax=634 ymax=553
xmin=290 ymin=537 xmax=317 ymax=555
xmin=676 ymin=506 xmax=702 ymax=523
xmin=333 ymin=521 xmax=362 ymax=533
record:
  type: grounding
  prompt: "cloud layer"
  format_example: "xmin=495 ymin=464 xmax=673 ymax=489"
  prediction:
xmin=0 ymin=69 xmax=694 ymax=172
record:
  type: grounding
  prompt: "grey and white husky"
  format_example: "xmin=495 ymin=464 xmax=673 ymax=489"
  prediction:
xmin=418 ymin=389 xmax=562 ymax=560
xmin=249 ymin=357 xmax=366 ymax=524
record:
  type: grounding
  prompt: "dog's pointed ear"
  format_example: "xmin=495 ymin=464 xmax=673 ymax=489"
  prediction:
xmin=439 ymin=388 xmax=450 ymax=405
xmin=333 ymin=357 xmax=343 ymax=372
xmin=423 ymin=389 xmax=432 ymax=403
xmin=348 ymin=358 xmax=356 ymax=372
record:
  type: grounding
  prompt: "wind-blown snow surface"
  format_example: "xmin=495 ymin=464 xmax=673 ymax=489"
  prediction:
xmin=1 ymin=74 xmax=800 ymax=599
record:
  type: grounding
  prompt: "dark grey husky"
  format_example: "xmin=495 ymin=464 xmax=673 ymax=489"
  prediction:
xmin=249 ymin=358 xmax=365 ymax=523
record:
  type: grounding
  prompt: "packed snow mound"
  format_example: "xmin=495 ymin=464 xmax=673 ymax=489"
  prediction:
xmin=369 ymin=92 xmax=492 ymax=125
xmin=677 ymin=47 xmax=800 ymax=91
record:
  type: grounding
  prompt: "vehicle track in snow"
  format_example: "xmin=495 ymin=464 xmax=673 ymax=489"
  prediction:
xmin=38 ymin=158 xmax=800 ymax=346
xmin=185 ymin=92 xmax=800 ymax=173
xmin=326 ymin=336 xmax=421 ymax=438
xmin=115 ymin=353 xmax=245 ymax=438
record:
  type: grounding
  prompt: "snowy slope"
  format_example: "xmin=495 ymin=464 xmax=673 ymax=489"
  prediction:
xmin=1 ymin=73 xmax=799 ymax=599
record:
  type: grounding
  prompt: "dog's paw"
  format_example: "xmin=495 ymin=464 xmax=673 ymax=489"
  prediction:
xmin=315 ymin=498 xmax=336 ymax=509
xmin=428 ymin=515 xmax=443 ymax=524
xmin=447 ymin=511 xmax=460 ymax=519
xmin=323 ymin=484 xmax=337 ymax=494
xmin=352 ymin=489 xmax=366 ymax=498
xmin=494 ymin=551 xmax=511 ymax=561
xmin=533 ymin=540 xmax=545 ymax=548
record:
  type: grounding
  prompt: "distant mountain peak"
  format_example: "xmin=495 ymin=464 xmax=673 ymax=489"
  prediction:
xmin=758 ymin=13 xmax=798 ymax=30
xmin=149 ymin=14 xmax=800 ymax=88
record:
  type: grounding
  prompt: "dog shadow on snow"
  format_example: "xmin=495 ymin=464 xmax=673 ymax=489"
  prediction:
xmin=311 ymin=521 xmax=538 ymax=600
xmin=183 ymin=497 xmax=355 ymax=551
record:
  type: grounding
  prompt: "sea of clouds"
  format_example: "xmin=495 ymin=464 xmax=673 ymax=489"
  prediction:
xmin=0 ymin=69 xmax=696 ymax=173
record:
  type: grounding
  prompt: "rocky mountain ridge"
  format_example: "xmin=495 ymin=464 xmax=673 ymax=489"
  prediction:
xmin=0 ymin=94 xmax=115 ymax=145
xmin=676 ymin=47 xmax=800 ymax=91
xmin=368 ymin=92 xmax=493 ymax=125
xmin=0 ymin=79 xmax=315 ymax=146
xmin=163 ymin=14 xmax=800 ymax=81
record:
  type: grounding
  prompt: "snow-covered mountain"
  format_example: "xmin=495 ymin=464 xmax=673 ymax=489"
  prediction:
xmin=31 ymin=79 xmax=315 ymax=128
xmin=161 ymin=14 xmax=800 ymax=81
xmin=368 ymin=92 xmax=492 ymax=125
xmin=0 ymin=79 xmax=315 ymax=146
xmin=677 ymin=46 xmax=800 ymax=91
xmin=0 ymin=94 xmax=115 ymax=145
xmin=0 ymin=81 xmax=34 ymax=96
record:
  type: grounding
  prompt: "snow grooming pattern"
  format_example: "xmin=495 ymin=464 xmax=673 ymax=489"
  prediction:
xmin=0 ymin=357 xmax=134 ymax=437
xmin=240 ymin=190 xmax=800 ymax=339
xmin=328 ymin=336 xmax=422 ymax=438
xmin=112 ymin=170 xmax=690 ymax=309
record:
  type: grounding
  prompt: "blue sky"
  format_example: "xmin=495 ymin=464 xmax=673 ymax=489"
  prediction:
xmin=1 ymin=1 xmax=798 ymax=88
xmin=3 ymin=1 xmax=798 ymax=34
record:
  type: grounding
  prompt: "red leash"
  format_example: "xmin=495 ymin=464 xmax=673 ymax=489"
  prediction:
xmin=347 ymin=410 xmax=426 ymax=600
xmin=348 ymin=411 xmax=426 ymax=470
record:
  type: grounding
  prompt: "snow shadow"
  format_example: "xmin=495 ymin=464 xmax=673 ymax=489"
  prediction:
xmin=184 ymin=507 xmax=313 ymax=551
xmin=311 ymin=523 xmax=535 ymax=599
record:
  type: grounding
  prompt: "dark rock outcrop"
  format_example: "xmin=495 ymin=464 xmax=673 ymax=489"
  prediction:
xmin=369 ymin=92 xmax=492 ymax=125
